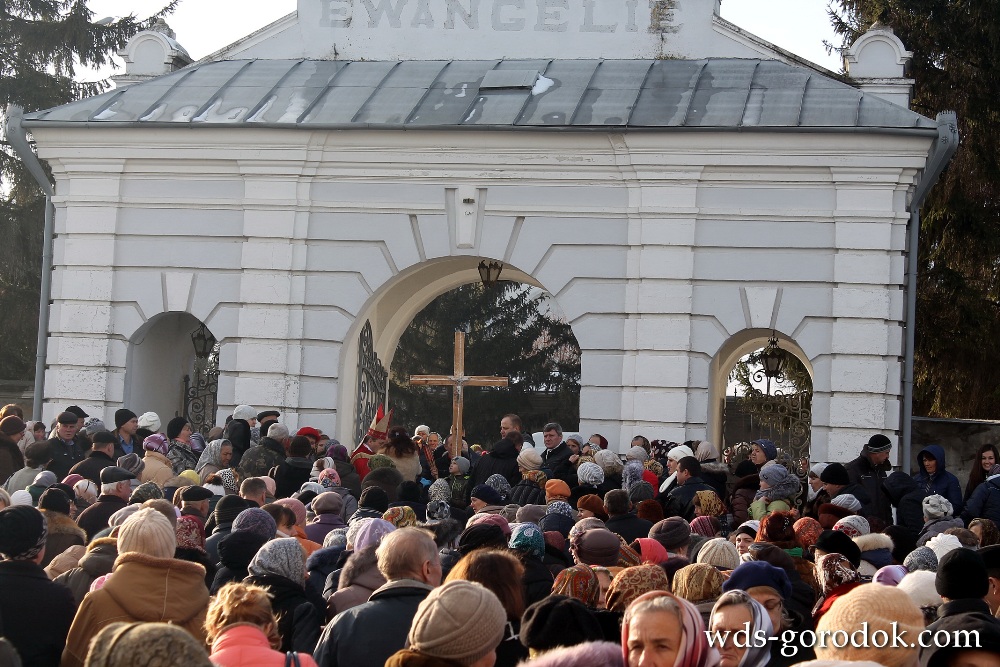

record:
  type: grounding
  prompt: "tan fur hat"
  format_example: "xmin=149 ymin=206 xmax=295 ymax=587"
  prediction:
xmin=118 ymin=507 xmax=176 ymax=559
xmin=408 ymin=580 xmax=506 ymax=666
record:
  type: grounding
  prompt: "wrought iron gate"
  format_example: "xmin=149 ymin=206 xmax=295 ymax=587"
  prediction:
xmin=723 ymin=391 xmax=812 ymax=505
xmin=355 ymin=321 xmax=388 ymax=446
xmin=182 ymin=342 xmax=220 ymax=437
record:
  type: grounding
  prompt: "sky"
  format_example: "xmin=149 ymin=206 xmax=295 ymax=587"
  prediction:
xmin=80 ymin=0 xmax=844 ymax=83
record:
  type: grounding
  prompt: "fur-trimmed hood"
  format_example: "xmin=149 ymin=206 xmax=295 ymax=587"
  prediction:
xmin=339 ymin=545 xmax=380 ymax=588
xmin=701 ymin=461 xmax=731 ymax=476
xmin=42 ymin=509 xmax=87 ymax=541
xmin=853 ymin=532 xmax=894 ymax=553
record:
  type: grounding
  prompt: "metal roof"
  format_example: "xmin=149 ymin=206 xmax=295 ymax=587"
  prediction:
xmin=24 ymin=58 xmax=935 ymax=130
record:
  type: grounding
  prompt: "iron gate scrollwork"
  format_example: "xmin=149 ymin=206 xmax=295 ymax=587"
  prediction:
xmin=723 ymin=390 xmax=812 ymax=508
xmin=355 ymin=321 xmax=388 ymax=446
xmin=183 ymin=341 xmax=220 ymax=437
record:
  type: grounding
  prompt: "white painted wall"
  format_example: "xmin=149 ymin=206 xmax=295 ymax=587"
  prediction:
xmin=33 ymin=125 xmax=930 ymax=462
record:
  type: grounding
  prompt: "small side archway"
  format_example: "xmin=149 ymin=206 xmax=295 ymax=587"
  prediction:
xmin=708 ymin=328 xmax=814 ymax=461
xmin=124 ymin=311 xmax=218 ymax=430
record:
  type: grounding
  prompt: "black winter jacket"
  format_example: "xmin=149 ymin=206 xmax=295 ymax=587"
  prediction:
xmin=0 ymin=559 xmax=76 ymax=667
xmin=845 ymin=453 xmax=892 ymax=524
xmin=470 ymin=438 xmax=522 ymax=489
xmin=509 ymin=478 xmax=546 ymax=507
xmin=244 ymin=572 xmax=324 ymax=654
xmin=882 ymin=471 xmax=927 ymax=540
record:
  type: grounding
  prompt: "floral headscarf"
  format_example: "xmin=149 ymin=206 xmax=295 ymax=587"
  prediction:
xmin=690 ymin=516 xmax=721 ymax=538
xmin=644 ymin=459 xmax=664 ymax=477
xmin=382 ymin=506 xmax=417 ymax=528
xmin=607 ymin=564 xmax=671 ymax=612
xmin=248 ymin=537 xmax=306 ymax=586
xmin=195 ymin=439 xmax=229 ymax=474
xmin=694 ymin=490 xmax=726 ymax=518
xmin=622 ymin=590 xmax=720 ymax=667
xmin=318 ymin=467 xmax=341 ymax=489
xmin=552 ymin=564 xmax=601 ymax=607
xmin=175 ymin=515 xmax=206 ymax=554
xmin=217 ymin=468 xmax=239 ymax=494
xmin=428 ymin=478 xmax=451 ymax=502
xmin=521 ymin=469 xmax=548 ymax=486
xmin=815 ymin=552 xmax=860 ymax=596
xmin=546 ymin=501 xmax=574 ymax=519
xmin=793 ymin=517 xmax=824 ymax=550
xmin=509 ymin=522 xmax=545 ymax=560
xmin=672 ymin=563 xmax=724 ymax=604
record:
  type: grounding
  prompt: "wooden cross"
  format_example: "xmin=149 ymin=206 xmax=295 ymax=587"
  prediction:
xmin=409 ymin=329 xmax=509 ymax=458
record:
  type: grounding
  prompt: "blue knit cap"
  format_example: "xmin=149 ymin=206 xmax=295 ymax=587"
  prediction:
xmin=752 ymin=439 xmax=778 ymax=462
xmin=722 ymin=560 xmax=792 ymax=599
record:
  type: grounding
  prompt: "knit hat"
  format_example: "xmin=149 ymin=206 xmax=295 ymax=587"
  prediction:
xmin=752 ymin=439 xmax=777 ymax=461
xmin=484 ymin=474 xmax=511 ymax=502
xmin=649 ymin=517 xmax=691 ymax=551
xmin=814 ymin=529 xmax=862 ymax=568
xmin=213 ymin=495 xmax=249 ymax=525
xmin=809 ymin=462 xmax=829 ymax=478
xmin=520 ymin=596 xmax=602 ymax=651
xmin=571 ymin=528 xmax=621 ymax=567
xmin=925 ymin=533 xmax=962 ymax=562
xmin=594 ymin=449 xmax=623 ymax=474
xmin=39 ymin=488 xmax=72 ymax=515
xmin=313 ymin=492 xmax=345 ymax=516
xmin=86 ymin=622 xmax=214 ymax=667
xmin=368 ymin=454 xmax=395 ymax=470
xmin=539 ymin=512 xmax=574 ymax=538
xmin=359 ymin=486 xmax=390 ymax=512
xmin=819 ymin=463 xmax=850 ymax=486
xmin=625 ymin=446 xmax=648 ymax=462
xmin=576 ymin=494 xmax=609 ymax=521
xmin=627 ymin=481 xmax=654 ymax=503
xmin=232 ymin=508 xmax=277 ymax=542
xmin=118 ymin=508 xmax=177 ymax=559
xmin=922 ymin=494 xmax=953 ymax=520
xmin=722 ymin=561 xmax=792 ymax=599
xmin=137 ymin=412 xmax=161 ymax=431
xmin=233 ymin=404 xmax=257 ymax=421
xmin=117 ymin=453 xmax=145 ymax=478
xmin=897 ymin=570 xmax=942 ymax=608
xmin=452 ymin=456 xmax=470 ymax=475
xmin=126 ymin=482 xmax=161 ymax=505
xmin=865 ymin=434 xmax=892 ymax=453
xmin=175 ymin=515 xmax=206 ymax=553
xmin=249 ymin=537 xmax=306 ymax=586
xmin=830 ymin=494 xmax=862 ymax=512
xmin=666 ymin=445 xmax=694 ymax=462
xmin=0 ymin=415 xmax=25 ymax=436
xmin=426 ymin=500 xmax=451 ymax=520
xmin=0 ymin=506 xmax=48 ymax=560
xmin=833 ymin=515 xmax=870 ymax=538
xmin=9 ymin=490 xmax=32 ymax=506
xmin=428 ymin=478 xmax=451 ymax=503
xmin=517 ymin=448 xmax=542 ymax=471
xmin=165 ymin=417 xmax=188 ymax=441
xmin=903 ymin=545 xmax=938 ymax=572
xmin=696 ymin=537 xmax=740 ymax=570
xmin=407 ymin=580 xmax=506 ymax=666
xmin=32 ymin=470 xmax=57 ymax=488
xmin=515 ymin=504 xmax=546 ymax=525
xmin=815 ymin=584 xmax=923 ymax=667
xmin=84 ymin=418 xmax=108 ymax=435
xmin=470 ymin=484 xmax=503 ymax=506
xmin=324 ymin=529 xmax=348 ymax=549
xmin=576 ymin=462 xmax=604 ymax=487
xmin=544 ymin=479 xmax=571 ymax=503
xmin=267 ymin=423 xmax=289 ymax=441
xmin=936 ymin=548 xmax=989 ymax=599
xmin=114 ymin=408 xmax=138 ymax=429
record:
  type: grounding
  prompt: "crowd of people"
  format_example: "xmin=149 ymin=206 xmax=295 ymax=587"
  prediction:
xmin=1 ymin=401 xmax=1000 ymax=667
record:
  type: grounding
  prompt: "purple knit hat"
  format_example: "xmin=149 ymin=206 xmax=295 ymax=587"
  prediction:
xmin=232 ymin=508 xmax=277 ymax=542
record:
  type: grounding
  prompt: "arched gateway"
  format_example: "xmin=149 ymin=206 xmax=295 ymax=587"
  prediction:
xmin=15 ymin=0 xmax=955 ymax=463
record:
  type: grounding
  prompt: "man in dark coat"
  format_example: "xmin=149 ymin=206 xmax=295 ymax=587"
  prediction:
xmin=45 ymin=411 xmax=87 ymax=481
xmin=75 ymin=466 xmax=134 ymax=540
xmin=272 ymin=436 xmax=314 ymax=499
xmin=239 ymin=422 xmax=289 ymax=479
xmin=882 ymin=471 xmax=927 ymax=540
xmin=844 ymin=434 xmax=893 ymax=524
xmin=314 ymin=528 xmax=442 ymax=667
xmin=603 ymin=489 xmax=654 ymax=543
xmin=539 ymin=422 xmax=577 ymax=486
xmin=0 ymin=506 xmax=77 ymax=667
xmin=68 ymin=431 xmax=117 ymax=485
xmin=470 ymin=433 xmax=522 ymax=489
xmin=820 ymin=463 xmax=874 ymax=516
xmin=664 ymin=457 xmax=716 ymax=521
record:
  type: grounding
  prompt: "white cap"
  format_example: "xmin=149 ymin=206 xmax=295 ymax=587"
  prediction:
xmin=415 ymin=425 xmax=430 ymax=436
xmin=233 ymin=405 xmax=257 ymax=421
xmin=137 ymin=412 xmax=160 ymax=431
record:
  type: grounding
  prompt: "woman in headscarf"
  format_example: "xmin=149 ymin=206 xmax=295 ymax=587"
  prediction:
xmin=709 ymin=590 xmax=773 ymax=667
xmin=694 ymin=490 xmax=727 ymax=519
xmin=165 ymin=417 xmax=199 ymax=475
xmin=197 ymin=439 xmax=233 ymax=482
xmin=244 ymin=537 xmax=325 ymax=653
xmin=811 ymin=552 xmax=861 ymax=623
xmin=382 ymin=505 xmax=417 ymax=529
xmin=622 ymin=590 xmax=720 ymax=667
xmin=326 ymin=443 xmax=363 ymax=499
xmin=552 ymin=564 xmax=602 ymax=608
xmin=508 ymin=522 xmax=555 ymax=605
xmin=317 ymin=467 xmax=358 ymax=521
xmin=140 ymin=433 xmax=174 ymax=487
xmin=672 ymin=564 xmax=726 ymax=626
xmin=607 ymin=564 xmax=671 ymax=613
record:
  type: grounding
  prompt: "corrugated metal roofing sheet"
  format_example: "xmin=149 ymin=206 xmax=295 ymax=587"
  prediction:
xmin=25 ymin=58 xmax=936 ymax=130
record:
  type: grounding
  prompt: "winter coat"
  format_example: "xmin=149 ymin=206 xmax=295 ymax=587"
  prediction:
xmin=329 ymin=485 xmax=359 ymax=522
xmin=540 ymin=442 xmax=578 ymax=486
xmin=244 ymin=572 xmax=325 ymax=654
xmin=664 ymin=476 xmax=716 ymax=521
xmin=470 ymin=438 xmax=522 ymax=489
xmin=223 ymin=418 xmax=253 ymax=468
xmin=75 ymin=494 xmax=128 ymax=541
xmin=912 ymin=444 xmax=964 ymax=516
xmin=0 ymin=435 xmax=24 ymax=488
xmin=334 ymin=459 xmax=363 ymax=499
xmin=305 ymin=546 xmax=345 ymax=602
xmin=509 ymin=477 xmax=546 ymax=507
xmin=605 ymin=513 xmax=655 ymax=544
xmin=314 ymin=579 xmax=434 ymax=667
xmin=210 ymin=624 xmax=319 ymax=667
xmin=327 ymin=549 xmax=386 ymax=618
xmin=272 ymin=457 xmax=313 ymax=499
xmin=68 ymin=449 xmax=116 ymax=485
xmin=520 ymin=555 xmax=555 ymax=606
xmin=597 ymin=473 xmax=623 ymax=498
xmin=962 ymin=474 xmax=1000 ymax=525
xmin=211 ymin=531 xmax=267 ymax=595
xmin=44 ymin=436 xmax=86 ymax=481
xmin=204 ymin=522 xmax=235 ymax=564
xmin=4 ymin=464 xmax=45 ymax=493
xmin=61 ymin=552 xmax=209 ymax=667
xmin=729 ymin=474 xmax=759 ymax=525
xmin=448 ymin=474 xmax=472 ymax=507
xmin=306 ymin=513 xmax=347 ymax=544
xmin=140 ymin=450 xmax=174 ymax=487
xmin=0 ymin=559 xmax=76 ymax=667
xmin=166 ymin=440 xmax=200 ymax=475
xmin=53 ymin=538 xmax=118 ymax=605
xmin=40 ymin=510 xmax=86 ymax=567
xmin=700 ymin=460 xmax=731 ymax=501
xmin=854 ymin=533 xmax=896 ymax=578
xmin=844 ymin=452 xmax=893 ymax=524
xmin=569 ymin=483 xmax=601 ymax=509
xmin=916 ymin=516 xmax=965 ymax=547
xmin=239 ymin=437 xmax=287 ymax=479
xmin=384 ymin=451 xmax=422 ymax=483
xmin=749 ymin=497 xmax=792 ymax=521
xmin=882 ymin=471 xmax=927 ymax=540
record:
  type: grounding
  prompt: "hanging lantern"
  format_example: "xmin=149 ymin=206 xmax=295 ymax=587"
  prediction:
xmin=760 ymin=333 xmax=785 ymax=380
xmin=478 ymin=260 xmax=504 ymax=288
xmin=190 ymin=323 xmax=216 ymax=359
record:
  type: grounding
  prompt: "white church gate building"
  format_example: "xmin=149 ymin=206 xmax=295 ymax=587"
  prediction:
xmin=13 ymin=0 xmax=956 ymax=463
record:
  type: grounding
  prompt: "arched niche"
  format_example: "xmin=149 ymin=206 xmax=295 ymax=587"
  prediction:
xmin=124 ymin=311 xmax=215 ymax=426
